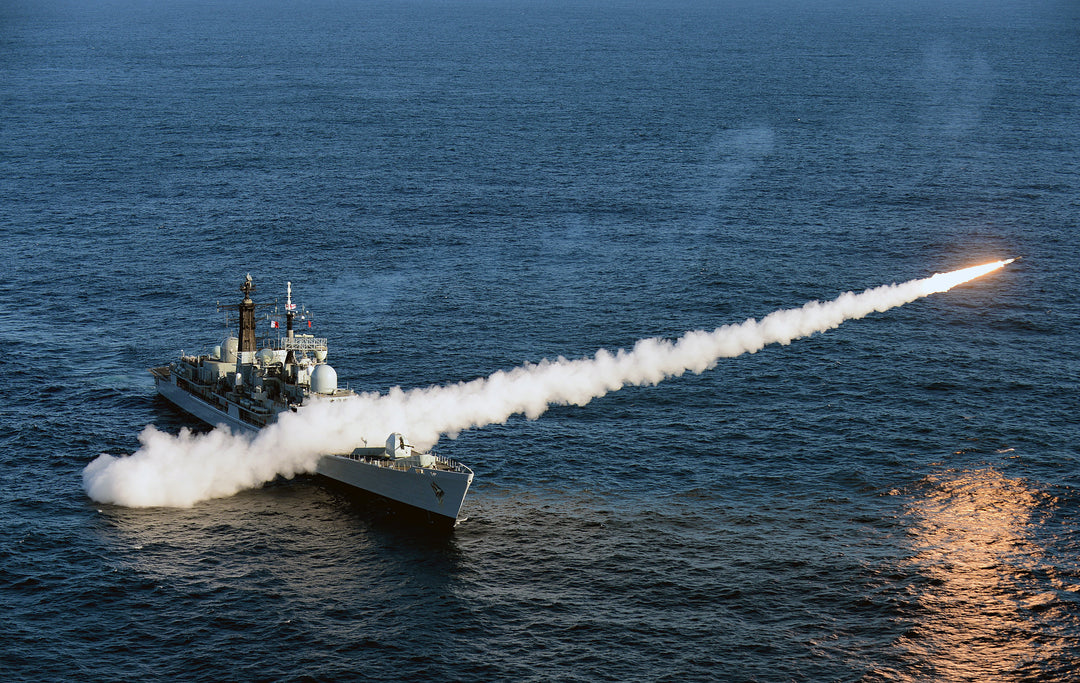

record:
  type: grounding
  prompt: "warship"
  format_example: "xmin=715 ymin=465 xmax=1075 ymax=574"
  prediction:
xmin=150 ymin=275 xmax=473 ymax=526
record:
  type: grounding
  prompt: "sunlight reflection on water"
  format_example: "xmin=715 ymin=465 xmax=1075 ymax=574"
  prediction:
xmin=891 ymin=467 xmax=1069 ymax=682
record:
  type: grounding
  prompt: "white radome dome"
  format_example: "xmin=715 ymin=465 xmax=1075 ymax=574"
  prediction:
xmin=222 ymin=337 xmax=239 ymax=363
xmin=310 ymin=364 xmax=338 ymax=394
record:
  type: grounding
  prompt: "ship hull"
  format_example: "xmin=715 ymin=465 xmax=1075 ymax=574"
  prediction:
xmin=315 ymin=454 xmax=473 ymax=523
xmin=154 ymin=371 xmax=254 ymax=433
xmin=153 ymin=370 xmax=473 ymax=525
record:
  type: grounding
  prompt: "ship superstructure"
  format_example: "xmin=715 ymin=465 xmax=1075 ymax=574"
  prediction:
xmin=150 ymin=275 xmax=473 ymax=526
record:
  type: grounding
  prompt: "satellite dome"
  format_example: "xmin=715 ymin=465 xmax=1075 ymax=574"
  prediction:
xmin=310 ymin=364 xmax=338 ymax=394
xmin=256 ymin=348 xmax=275 ymax=365
xmin=222 ymin=337 xmax=239 ymax=363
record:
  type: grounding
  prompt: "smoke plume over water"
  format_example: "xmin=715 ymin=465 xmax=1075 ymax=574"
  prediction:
xmin=83 ymin=260 xmax=1013 ymax=508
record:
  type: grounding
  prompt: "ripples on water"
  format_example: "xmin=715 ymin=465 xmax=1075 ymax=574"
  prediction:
xmin=3 ymin=0 xmax=1079 ymax=680
xmin=879 ymin=469 xmax=1079 ymax=682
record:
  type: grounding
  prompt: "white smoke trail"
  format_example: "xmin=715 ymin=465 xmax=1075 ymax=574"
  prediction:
xmin=83 ymin=260 xmax=1012 ymax=507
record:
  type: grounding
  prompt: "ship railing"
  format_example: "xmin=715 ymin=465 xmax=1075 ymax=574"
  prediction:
xmin=274 ymin=337 xmax=328 ymax=352
xmin=341 ymin=451 xmax=466 ymax=473
xmin=237 ymin=405 xmax=271 ymax=428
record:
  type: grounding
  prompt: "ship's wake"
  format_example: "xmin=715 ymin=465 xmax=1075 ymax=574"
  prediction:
xmin=82 ymin=260 xmax=1013 ymax=508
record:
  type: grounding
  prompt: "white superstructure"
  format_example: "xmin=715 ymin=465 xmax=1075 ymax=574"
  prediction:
xmin=150 ymin=275 xmax=473 ymax=526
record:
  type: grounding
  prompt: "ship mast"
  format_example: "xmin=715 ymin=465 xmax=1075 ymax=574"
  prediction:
xmin=218 ymin=274 xmax=272 ymax=358
xmin=284 ymin=281 xmax=297 ymax=364
xmin=286 ymin=281 xmax=295 ymax=340
xmin=238 ymin=273 xmax=257 ymax=353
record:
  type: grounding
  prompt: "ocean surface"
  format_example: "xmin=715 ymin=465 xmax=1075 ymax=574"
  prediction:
xmin=3 ymin=0 xmax=1079 ymax=680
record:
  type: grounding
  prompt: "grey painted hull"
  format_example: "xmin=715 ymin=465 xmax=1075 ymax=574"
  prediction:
xmin=315 ymin=454 xmax=473 ymax=521
xmin=154 ymin=374 xmax=473 ymax=523
xmin=155 ymin=374 xmax=254 ymax=434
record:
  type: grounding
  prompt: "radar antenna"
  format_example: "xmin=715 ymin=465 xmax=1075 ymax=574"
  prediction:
xmin=241 ymin=273 xmax=256 ymax=302
xmin=218 ymin=274 xmax=274 ymax=353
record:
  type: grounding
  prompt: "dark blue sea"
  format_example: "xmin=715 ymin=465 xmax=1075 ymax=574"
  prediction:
xmin=3 ymin=0 xmax=1079 ymax=680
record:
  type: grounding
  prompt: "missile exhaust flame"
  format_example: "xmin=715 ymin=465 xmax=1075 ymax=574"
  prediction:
xmin=915 ymin=259 xmax=1013 ymax=295
xmin=82 ymin=259 xmax=1016 ymax=508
